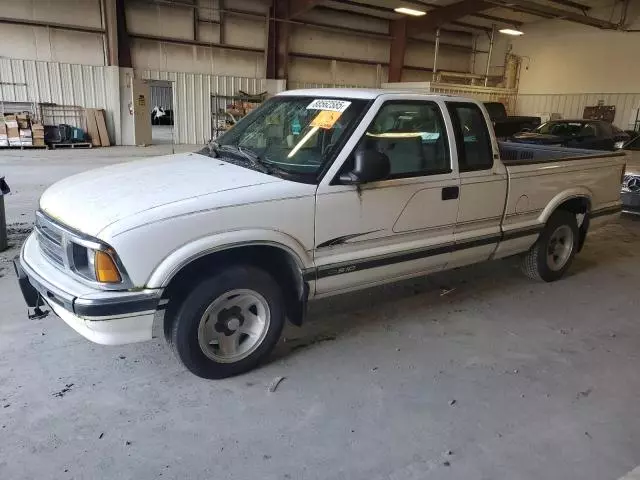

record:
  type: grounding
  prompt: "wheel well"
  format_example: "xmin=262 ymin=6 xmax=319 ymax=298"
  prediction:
xmin=161 ymin=245 xmax=308 ymax=340
xmin=555 ymin=196 xmax=591 ymax=251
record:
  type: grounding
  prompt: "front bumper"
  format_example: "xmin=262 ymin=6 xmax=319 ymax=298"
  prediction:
xmin=622 ymin=191 xmax=640 ymax=215
xmin=15 ymin=233 xmax=163 ymax=345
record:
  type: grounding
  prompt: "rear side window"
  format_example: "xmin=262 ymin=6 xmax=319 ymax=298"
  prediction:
xmin=447 ymin=102 xmax=494 ymax=172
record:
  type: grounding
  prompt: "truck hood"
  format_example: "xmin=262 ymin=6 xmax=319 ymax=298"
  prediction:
xmin=40 ymin=152 xmax=282 ymax=237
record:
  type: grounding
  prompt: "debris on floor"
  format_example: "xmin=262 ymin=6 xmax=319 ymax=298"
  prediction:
xmin=52 ymin=383 xmax=74 ymax=398
xmin=440 ymin=287 xmax=456 ymax=296
xmin=268 ymin=376 xmax=286 ymax=393
xmin=284 ymin=333 xmax=337 ymax=353
xmin=449 ymin=399 xmax=457 ymax=406
xmin=577 ymin=388 xmax=593 ymax=399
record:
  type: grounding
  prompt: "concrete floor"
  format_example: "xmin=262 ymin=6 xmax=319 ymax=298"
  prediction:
xmin=1 ymin=146 xmax=640 ymax=480
xmin=152 ymin=125 xmax=175 ymax=145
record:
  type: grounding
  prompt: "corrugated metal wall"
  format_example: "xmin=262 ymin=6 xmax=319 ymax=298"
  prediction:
xmin=139 ymin=70 xmax=267 ymax=145
xmin=0 ymin=57 xmax=109 ymax=112
xmin=149 ymin=84 xmax=173 ymax=111
xmin=517 ymin=93 xmax=640 ymax=130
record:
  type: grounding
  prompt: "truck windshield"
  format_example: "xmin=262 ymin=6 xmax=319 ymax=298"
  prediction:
xmin=216 ymin=96 xmax=368 ymax=179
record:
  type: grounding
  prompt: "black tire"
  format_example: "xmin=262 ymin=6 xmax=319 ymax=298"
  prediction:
xmin=521 ymin=210 xmax=579 ymax=282
xmin=169 ymin=265 xmax=285 ymax=379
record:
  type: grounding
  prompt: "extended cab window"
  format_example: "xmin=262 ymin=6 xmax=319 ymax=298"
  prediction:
xmin=447 ymin=103 xmax=494 ymax=172
xmin=354 ymin=101 xmax=450 ymax=179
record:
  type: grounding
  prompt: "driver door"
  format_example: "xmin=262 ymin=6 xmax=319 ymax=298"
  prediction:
xmin=313 ymin=98 xmax=460 ymax=295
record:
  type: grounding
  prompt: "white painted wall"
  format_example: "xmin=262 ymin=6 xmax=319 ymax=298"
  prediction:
xmin=510 ymin=3 xmax=640 ymax=94
xmin=0 ymin=0 xmax=104 ymax=65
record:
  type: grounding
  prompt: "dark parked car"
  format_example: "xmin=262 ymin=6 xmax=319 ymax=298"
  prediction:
xmin=483 ymin=102 xmax=541 ymax=138
xmin=510 ymin=119 xmax=630 ymax=151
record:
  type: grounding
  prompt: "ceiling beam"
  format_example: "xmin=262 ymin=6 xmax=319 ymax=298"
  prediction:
xmin=318 ymin=4 xmax=478 ymax=36
xmin=325 ymin=1 xmax=489 ymax=32
xmin=473 ymin=12 xmax=523 ymax=26
xmin=489 ymin=1 xmax=618 ymax=28
xmin=289 ymin=0 xmax=322 ymax=18
xmin=408 ymin=0 xmax=521 ymax=26
xmin=547 ymin=0 xmax=591 ymax=11
xmin=406 ymin=0 xmax=494 ymax=34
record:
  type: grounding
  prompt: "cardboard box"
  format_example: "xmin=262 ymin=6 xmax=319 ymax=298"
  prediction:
xmin=17 ymin=113 xmax=30 ymax=129
xmin=33 ymin=137 xmax=45 ymax=146
xmin=31 ymin=123 xmax=44 ymax=138
xmin=0 ymin=122 xmax=6 ymax=135
xmin=4 ymin=114 xmax=17 ymax=125
xmin=20 ymin=128 xmax=32 ymax=138
xmin=84 ymin=109 xmax=101 ymax=146
xmin=95 ymin=109 xmax=110 ymax=147
xmin=0 ymin=133 xmax=8 ymax=147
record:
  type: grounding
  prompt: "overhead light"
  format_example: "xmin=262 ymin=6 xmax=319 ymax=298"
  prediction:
xmin=394 ymin=7 xmax=426 ymax=16
xmin=499 ymin=28 xmax=525 ymax=36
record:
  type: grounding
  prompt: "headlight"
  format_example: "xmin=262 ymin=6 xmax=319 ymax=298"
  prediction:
xmin=614 ymin=141 xmax=625 ymax=150
xmin=70 ymin=243 xmax=122 ymax=283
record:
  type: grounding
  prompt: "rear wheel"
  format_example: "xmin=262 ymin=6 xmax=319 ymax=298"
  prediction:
xmin=169 ymin=265 xmax=285 ymax=379
xmin=522 ymin=210 xmax=579 ymax=282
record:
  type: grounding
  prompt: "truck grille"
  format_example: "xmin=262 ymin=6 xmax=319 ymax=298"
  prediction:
xmin=35 ymin=213 xmax=66 ymax=267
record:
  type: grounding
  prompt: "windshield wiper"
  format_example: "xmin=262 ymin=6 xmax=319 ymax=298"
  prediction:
xmin=225 ymin=145 xmax=289 ymax=176
xmin=206 ymin=139 xmax=221 ymax=158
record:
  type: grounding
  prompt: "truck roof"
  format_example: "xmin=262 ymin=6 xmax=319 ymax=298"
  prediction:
xmin=277 ymin=88 xmax=473 ymax=103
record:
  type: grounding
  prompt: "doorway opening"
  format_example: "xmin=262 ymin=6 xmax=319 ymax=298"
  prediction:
xmin=149 ymin=80 xmax=175 ymax=145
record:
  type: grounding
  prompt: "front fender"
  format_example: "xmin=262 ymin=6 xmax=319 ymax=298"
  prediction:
xmin=145 ymin=229 xmax=313 ymax=289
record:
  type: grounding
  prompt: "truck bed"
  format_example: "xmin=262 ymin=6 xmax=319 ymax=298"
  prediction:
xmin=499 ymin=141 xmax=626 ymax=165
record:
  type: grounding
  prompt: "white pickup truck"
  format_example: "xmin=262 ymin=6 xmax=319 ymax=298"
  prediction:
xmin=15 ymin=89 xmax=626 ymax=379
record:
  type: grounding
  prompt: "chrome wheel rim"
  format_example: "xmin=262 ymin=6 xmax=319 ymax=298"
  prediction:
xmin=197 ymin=289 xmax=271 ymax=363
xmin=546 ymin=225 xmax=574 ymax=271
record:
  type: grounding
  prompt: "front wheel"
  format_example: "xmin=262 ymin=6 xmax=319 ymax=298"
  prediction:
xmin=169 ymin=265 xmax=285 ymax=379
xmin=522 ymin=210 xmax=579 ymax=282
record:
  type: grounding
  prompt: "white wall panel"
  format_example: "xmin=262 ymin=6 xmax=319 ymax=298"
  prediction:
xmin=139 ymin=69 xmax=266 ymax=145
xmin=0 ymin=57 xmax=108 ymax=109
xmin=131 ymin=39 xmax=263 ymax=78
xmin=290 ymin=25 xmax=388 ymax=65
xmin=517 ymin=93 xmax=640 ymax=130
xmin=0 ymin=24 xmax=105 ymax=65
xmin=0 ymin=0 xmax=102 ymax=27
xmin=127 ymin=3 xmax=194 ymax=40
xmin=510 ymin=4 xmax=640 ymax=94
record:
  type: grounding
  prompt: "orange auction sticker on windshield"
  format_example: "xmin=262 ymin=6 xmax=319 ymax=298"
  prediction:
xmin=310 ymin=110 xmax=342 ymax=129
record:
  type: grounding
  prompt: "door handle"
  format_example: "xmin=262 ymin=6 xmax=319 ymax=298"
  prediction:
xmin=442 ymin=186 xmax=459 ymax=201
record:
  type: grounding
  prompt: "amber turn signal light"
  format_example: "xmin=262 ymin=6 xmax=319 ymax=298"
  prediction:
xmin=94 ymin=250 xmax=121 ymax=283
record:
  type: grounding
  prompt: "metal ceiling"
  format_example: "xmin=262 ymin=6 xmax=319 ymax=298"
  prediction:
xmin=319 ymin=0 xmax=629 ymax=32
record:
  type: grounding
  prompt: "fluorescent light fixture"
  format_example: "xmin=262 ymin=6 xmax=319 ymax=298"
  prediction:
xmin=394 ymin=7 xmax=426 ymax=16
xmin=499 ymin=28 xmax=524 ymax=36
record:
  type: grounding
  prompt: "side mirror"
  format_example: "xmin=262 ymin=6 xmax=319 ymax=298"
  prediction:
xmin=339 ymin=149 xmax=390 ymax=185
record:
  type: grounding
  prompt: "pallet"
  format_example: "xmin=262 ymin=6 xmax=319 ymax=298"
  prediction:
xmin=0 ymin=144 xmax=48 ymax=150
xmin=49 ymin=142 xmax=93 ymax=149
